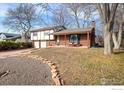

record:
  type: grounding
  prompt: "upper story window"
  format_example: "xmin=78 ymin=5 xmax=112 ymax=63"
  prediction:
xmin=44 ymin=32 xmax=50 ymax=36
xmin=33 ymin=32 xmax=37 ymax=36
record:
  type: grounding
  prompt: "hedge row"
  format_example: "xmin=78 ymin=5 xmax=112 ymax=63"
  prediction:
xmin=0 ymin=41 xmax=32 ymax=51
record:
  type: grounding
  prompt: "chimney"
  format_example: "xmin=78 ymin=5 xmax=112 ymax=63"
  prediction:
xmin=91 ymin=21 xmax=95 ymax=46
xmin=91 ymin=21 xmax=96 ymax=29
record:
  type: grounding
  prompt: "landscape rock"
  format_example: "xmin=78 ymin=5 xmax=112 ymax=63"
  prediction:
xmin=28 ymin=54 xmax=64 ymax=85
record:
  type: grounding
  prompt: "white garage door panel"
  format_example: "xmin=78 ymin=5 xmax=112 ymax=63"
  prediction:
xmin=40 ymin=41 xmax=46 ymax=48
xmin=34 ymin=41 xmax=39 ymax=48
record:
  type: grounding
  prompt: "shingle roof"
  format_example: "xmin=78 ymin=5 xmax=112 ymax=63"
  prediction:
xmin=30 ymin=26 xmax=66 ymax=32
xmin=0 ymin=33 xmax=21 ymax=40
xmin=50 ymin=27 xmax=93 ymax=35
xmin=0 ymin=33 xmax=21 ymax=37
xmin=5 ymin=35 xmax=21 ymax=40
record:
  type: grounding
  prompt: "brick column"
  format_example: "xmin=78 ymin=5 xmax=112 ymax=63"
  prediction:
xmin=87 ymin=32 xmax=90 ymax=48
xmin=64 ymin=35 xmax=66 ymax=46
xmin=49 ymin=34 xmax=50 ymax=46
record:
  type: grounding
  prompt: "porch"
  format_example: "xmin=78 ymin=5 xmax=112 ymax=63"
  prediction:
xmin=48 ymin=28 xmax=92 ymax=48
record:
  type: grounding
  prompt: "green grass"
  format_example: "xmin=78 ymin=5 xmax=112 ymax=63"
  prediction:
xmin=31 ymin=48 xmax=124 ymax=85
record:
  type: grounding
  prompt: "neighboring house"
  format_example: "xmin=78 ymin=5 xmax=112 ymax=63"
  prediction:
xmin=30 ymin=22 xmax=95 ymax=48
xmin=0 ymin=33 xmax=21 ymax=41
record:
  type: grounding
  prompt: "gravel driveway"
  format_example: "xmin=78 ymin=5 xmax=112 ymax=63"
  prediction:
xmin=0 ymin=56 xmax=53 ymax=85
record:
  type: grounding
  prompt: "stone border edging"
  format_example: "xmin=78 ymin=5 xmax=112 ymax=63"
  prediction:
xmin=26 ymin=55 xmax=64 ymax=86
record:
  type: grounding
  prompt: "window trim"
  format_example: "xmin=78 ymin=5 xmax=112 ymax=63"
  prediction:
xmin=69 ymin=34 xmax=80 ymax=44
xmin=33 ymin=32 xmax=37 ymax=36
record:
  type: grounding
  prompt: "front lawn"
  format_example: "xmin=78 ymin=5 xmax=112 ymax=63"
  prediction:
xmin=31 ymin=48 xmax=124 ymax=85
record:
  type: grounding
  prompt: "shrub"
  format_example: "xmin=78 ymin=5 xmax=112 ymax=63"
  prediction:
xmin=0 ymin=41 xmax=32 ymax=51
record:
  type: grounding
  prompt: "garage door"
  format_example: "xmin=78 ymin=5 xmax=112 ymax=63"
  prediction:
xmin=34 ymin=41 xmax=40 ymax=48
xmin=40 ymin=41 xmax=46 ymax=48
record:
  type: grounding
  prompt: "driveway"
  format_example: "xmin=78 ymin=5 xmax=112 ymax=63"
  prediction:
xmin=0 ymin=49 xmax=32 ymax=59
xmin=0 ymin=49 xmax=53 ymax=85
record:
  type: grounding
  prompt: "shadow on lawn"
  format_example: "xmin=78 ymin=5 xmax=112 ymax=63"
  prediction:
xmin=114 ymin=49 xmax=124 ymax=54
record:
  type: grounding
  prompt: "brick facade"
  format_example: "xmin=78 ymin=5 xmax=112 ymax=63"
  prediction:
xmin=47 ymin=30 xmax=95 ymax=47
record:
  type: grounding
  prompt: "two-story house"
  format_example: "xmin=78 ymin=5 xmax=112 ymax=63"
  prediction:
xmin=30 ymin=21 xmax=95 ymax=48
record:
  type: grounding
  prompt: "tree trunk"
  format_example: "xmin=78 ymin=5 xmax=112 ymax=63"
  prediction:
xmin=118 ymin=24 xmax=123 ymax=48
xmin=112 ymin=32 xmax=119 ymax=49
xmin=112 ymin=23 xmax=122 ymax=49
xmin=21 ymin=33 xmax=26 ymax=42
xmin=21 ymin=32 xmax=28 ymax=42
xmin=104 ymin=24 xmax=113 ymax=55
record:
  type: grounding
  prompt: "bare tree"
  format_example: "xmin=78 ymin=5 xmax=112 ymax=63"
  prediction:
xmin=36 ymin=3 xmax=53 ymax=27
xmin=37 ymin=3 xmax=97 ymax=29
xmin=112 ymin=4 xmax=124 ymax=49
xmin=63 ymin=3 xmax=97 ymax=28
xmin=63 ymin=3 xmax=83 ymax=28
xmin=51 ymin=5 xmax=71 ymax=27
xmin=37 ymin=4 xmax=73 ymax=28
xmin=81 ymin=4 xmax=97 ymax=28
xmin=97 ymin=3 xmax=118 ymax=55
xmin=3 ymin=3 xmax=37 ymax=42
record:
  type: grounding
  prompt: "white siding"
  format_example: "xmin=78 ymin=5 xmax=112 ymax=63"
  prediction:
xmin=44 ymin=31 xmax=49 ymax=40
xmin=31 ymin=32 xmax=38 ymax=40
xmin=49 ymin=30 xmax=54 ymax=40
xmin=38 ymin=32 xmax=41 ymax=40
xmin=31 ymin=33 xmax=34 ymax=40
xmin=41 ymin=32 xmax=44 ymax=40
xmin=31 ymin=30 xmax=54 ymax=40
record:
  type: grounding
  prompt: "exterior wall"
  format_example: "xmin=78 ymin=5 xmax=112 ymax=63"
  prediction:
xmin=46 ymin=40 xmax=56 ymax=46
xmin=59 ymin=35 xmax=69 ymax=46
xmin=80 ymin=34 xmax=90 ymax=46
xmin=31 ymin=29 xmax=95 ymax=48
xmin=51 ymin=34 xmax=91 ymax=47
xmin=31 ymin=30 xmax=54 ymax=41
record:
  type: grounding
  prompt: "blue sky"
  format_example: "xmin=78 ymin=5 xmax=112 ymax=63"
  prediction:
xmin=0 ymin=3 xmax=57 ymax=33
xmin=0 ymin=3 xmax=17 ymax=33
xmin=0 ymin=3 xmax=102 ymax=35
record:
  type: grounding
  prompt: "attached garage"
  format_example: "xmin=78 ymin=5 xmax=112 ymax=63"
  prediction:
xmin=33 ymin=41 xmax=47 ymax=48
xmin=34 ymin=41 xmax=40 ymax=48
xmin=40 ymin=41 xmax=46 ymax=48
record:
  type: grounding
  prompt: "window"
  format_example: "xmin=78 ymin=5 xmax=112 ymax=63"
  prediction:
xmin=44 ymin=32 xmax=50 ymax=36
xmin=33 ymin=32 xmax=37 ymax=36
xmin=69 ymin=35 xmax=80 ymax=44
